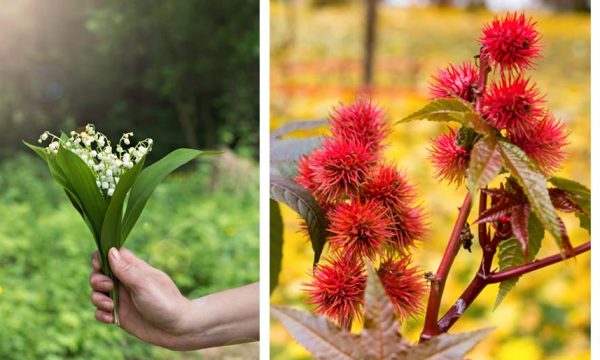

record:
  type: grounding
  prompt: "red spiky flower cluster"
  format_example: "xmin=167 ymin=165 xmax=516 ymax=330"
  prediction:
xmin=297 ymin=99 xmax=427 ymax=326
xmin=428 ymin=128 xmax=471 ymax=185
xmin=429 ymin=62 xmax=479 ymax=102
xmin=304 ymin=256 xmax=367 ymax=327
xmin=377 ymin=257 xmax=427 ymax=319
xmin=428 ymin=12 xmax=568 ymax=184
xmin=480 ymin=12 xmax=541 ymax=71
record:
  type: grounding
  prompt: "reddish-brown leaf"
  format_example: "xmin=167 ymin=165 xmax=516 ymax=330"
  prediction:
xmin=474 ymin=202 xmax=515 ymax=224
xmin=557 ymin=217 xmax=573 ymax=253
xmin=510 ymin=204 xmax=531 ymax=257
xmin=549 ymin=188 xmax=584 ymax=214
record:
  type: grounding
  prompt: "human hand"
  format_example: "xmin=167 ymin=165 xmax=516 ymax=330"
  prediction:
xmin=89 ymin=247 xmax=193 ymax=350
xmin=90 ymin=248 xmax=259 ymax=350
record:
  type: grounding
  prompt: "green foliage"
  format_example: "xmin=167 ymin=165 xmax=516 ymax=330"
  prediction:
xmin=270 ymin=173 xmax=327 ymax=266
xmin=495 ymin=213 xmax=545 ymax=309
xmin=498 ymin=141 xmax=562 ymax=249
xmin=270 ymin=200 xmax=284 ymax=294
xmin=548 ymin=176 xmax=591 ymax=233
xmin=396 ymin=98 xmax=476 ymax=125
xmin=467 ymin=137 xmax=501 ymax=202
xmin=0 ymin=154 xmax=259 ymax=359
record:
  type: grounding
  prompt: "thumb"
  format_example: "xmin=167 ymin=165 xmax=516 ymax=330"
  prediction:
xmin=108 ymin=247 xmax=143 ymax=290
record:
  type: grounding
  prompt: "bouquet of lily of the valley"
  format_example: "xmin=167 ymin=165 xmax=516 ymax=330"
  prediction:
xmin=25 ymin=125 xmax=217 ymax=325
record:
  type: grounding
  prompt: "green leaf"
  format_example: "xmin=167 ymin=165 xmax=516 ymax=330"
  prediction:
xmin=548 ymin=176 xmax=591 ymax=234
xmin=526 ymin=212 xmax=544 ymax=261
xmin=270 ymin=200 xmax=284 ymax=295
xmin=55 ymin=145 xmax=108 ymax=238
xmin=270 ymin=172 xmax=327 ymax=266
xmin=495 ymin=213 xmax=544 ymax=309
xmin=495 ymin=238 xmax=524 ymax=309
xmin=396 ymin=98 xmax=475 ymax=125
xmin=100 ymin=155 xmax=146 ymax=261
xmin=24 ymin=141 xmax=101 ymax=250
xmin=122 ymin=149 xmax=219 ymax=239
xmin=548 ymin=177 xmax=591 ymax=206
xmin=498 ymin=140 xmax=562 ymax=250
xmin=467 ymin=137 xmax=502 ymax=204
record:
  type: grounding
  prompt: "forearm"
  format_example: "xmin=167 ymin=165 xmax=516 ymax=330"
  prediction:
xmin=175 ymin=282 xmax=260 ymax=350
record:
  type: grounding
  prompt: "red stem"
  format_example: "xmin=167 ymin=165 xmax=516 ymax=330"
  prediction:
xmin=488 ymin=241 xmax=590 ymax=283
xmin=421 ymin=193 xmax=472 ymax=340
xmin=437 ymin=240 xmax=590 ymax=333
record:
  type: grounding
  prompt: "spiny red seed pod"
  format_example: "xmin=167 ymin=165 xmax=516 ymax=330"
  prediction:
xmin=362 ymin=164 xmax=417 ymax=212
xmin=391 ymin=206 xmax=427 ymax=251
xmin=328 ymin=199 xmax=395 ymax=261
xmin=508 ymin=113 xmax=569 ymax=175
xmin=480 ymin=12 xmax=541 ymax=71
xmin=329 ymin=99 xmax=389 ymax=154
xmin=377 ymin=257 xmax=426 ymax=319
xmin=482 ymin=75 xmax=544 ymax=133
xmin=310 ymin=138 xmax=378 ymax=202
xmin=429 ymin=62 xmax=479 ymax=102
xmin=304 ymin=255 xmax=367 ymax=327
xmin=428 ymin=128 xmax=470 ymax=186
xmin=296 ymin=153 xmax=321 ymax=194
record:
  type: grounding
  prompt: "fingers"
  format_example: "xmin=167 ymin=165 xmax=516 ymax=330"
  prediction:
xmin=94 ymin=309 xmax=114 ymax=324
xmin=91 ymin=251 xmax=101 ymax=272
xmin=119 ymin=248 xmax=149 ymax=268
xmin=89 ymin=270 xmax=114 ymax=292
xmin=108 ymin=247 xmax=143 ymax=290
xmin=91 ymin=291 xmax=114 ymax=312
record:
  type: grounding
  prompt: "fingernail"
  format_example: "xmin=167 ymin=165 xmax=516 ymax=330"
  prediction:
xmin=109 ymin=248 xmax=120 ymax=262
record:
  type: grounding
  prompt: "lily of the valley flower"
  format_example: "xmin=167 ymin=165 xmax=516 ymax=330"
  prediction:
xmin=37 ymin=125 xmax=153 ymax=197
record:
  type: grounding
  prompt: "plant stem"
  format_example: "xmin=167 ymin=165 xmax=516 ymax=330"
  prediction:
xmin=437 ymin=240 xmax=590 ymax=333
xmin=475 ymin=50 xmax=490 ymax=114
xmin=112 ymin=275 xmax=121 ymax=327
xmin=421 ymin=193 xmax=472 ymax=341
xmin=488 ymin=241 xmax=590 ymax=283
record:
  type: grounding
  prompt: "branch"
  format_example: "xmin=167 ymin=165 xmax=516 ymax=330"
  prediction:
xmin=488 ymin=241 xmax=590 ymax=283
xmin=437 ymin=240 xmax=590 ymax=333
xmin=421 ymin=193 xmax=472 ymax=340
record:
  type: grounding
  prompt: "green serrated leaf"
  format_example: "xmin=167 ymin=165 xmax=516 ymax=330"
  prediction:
xmin=270 ymin=200 xmax=284 ymax=295
xmin=270 ymin=172 xmax=327 ymax=266
xmin=122 ymin=149 xmax=219 ymax=239
xmin=498 ymin=140 xmax=562 ymax=250
xmin=396 ymin=98 xmax=475 ymax=125
xmin=548 ymin=176 xmax=591 ymax=234
xmin=495 ymin=238 xmax=524 ymax=309
xmin=467 ymin=137 xmax=502 ymax=204
xmin=527 ymin=213 xmax=544 ymax=261
xmin=495 ymin=212 xmax=544 ymax=309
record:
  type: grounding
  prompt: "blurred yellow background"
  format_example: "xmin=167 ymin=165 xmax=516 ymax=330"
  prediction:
xmin=270 ymin=2 xmax=590 ymax=359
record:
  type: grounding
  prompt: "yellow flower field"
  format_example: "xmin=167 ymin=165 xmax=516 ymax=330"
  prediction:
xmin=270 ymin=3 xmax=590 ymax=359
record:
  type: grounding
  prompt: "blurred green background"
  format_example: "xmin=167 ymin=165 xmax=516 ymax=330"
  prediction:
xmin=270 ymin=1 xmax=590 ymax=359
xmin=0 ymin=1 xmax=259 ymax=359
